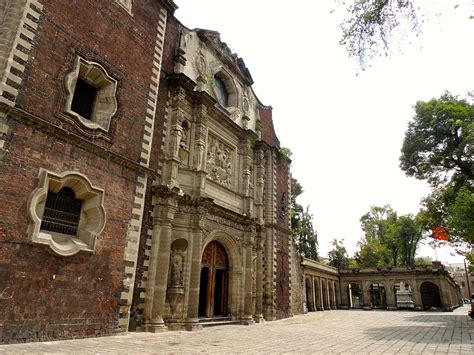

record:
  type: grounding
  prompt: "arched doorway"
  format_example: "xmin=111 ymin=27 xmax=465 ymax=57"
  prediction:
xmin=198 ymin=241 xmax=229 ymax=318
xmin=420 ymin=281 xmax=442 ymax=310
xmin=369 ymin=283 xmax=387 ymax=309
xmin=348 ymin=283 xmax=363 ymax=308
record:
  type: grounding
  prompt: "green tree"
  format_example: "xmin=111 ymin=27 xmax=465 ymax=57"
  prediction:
xmin=414 ymin=256 xmax=433 ymax=266
xmin=355 ymin=205 xmax=423 ymax=267
xmin=360 ymin=205 xmax=398 ymax=265
xmin=340 ymin=0 xmax=418 ymax=67
xmin=290 ymin=177 xmax=319 ymax=260
xmin=355 ymin=237 xmax=391 ymax=267
xmin=389 ymin=215 xmax=422 ymax=267
xmin=328 ymin=238 xmax=350 ymax=269
xmin=400 ymin=92 xmax=473 ymax=249
xmin=400 ymin=93 xmax=473 ymax=185
xmin=296 ymin=206 xmax=319 ymax=261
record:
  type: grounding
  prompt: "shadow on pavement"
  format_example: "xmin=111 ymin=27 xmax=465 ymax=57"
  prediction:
xmin=364 ymin=315 xmax=468 ymax=344
xmin=407 ymin=314 xmax=467 ymax=323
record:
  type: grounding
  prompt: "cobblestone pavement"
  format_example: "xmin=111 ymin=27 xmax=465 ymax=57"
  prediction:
xmin=1 ymin=306 xmax=473 ymax=354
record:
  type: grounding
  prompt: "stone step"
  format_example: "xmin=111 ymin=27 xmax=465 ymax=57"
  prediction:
xmin=199 ymin=317 xmax=240 ymax=327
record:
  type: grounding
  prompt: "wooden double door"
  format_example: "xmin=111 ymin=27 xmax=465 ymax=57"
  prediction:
xmin=198 ymin=241 xmax=229 ymax=318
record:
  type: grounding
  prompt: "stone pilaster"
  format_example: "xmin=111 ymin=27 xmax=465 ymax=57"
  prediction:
xmin=241 ymin=230 xmax=255 ymax=325
xmin=386 ymin=281 xmax=397 ymax=310
xmin=143 ymin=188 xmax=179 ymax=332
xmin=254 ymin=233 xmax=264 ymax=323
xmin=185 ymin=207 xmax=206 ymax=331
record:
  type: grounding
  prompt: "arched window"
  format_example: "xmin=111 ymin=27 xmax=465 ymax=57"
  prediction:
xmin=214 ymin=75 xmax=229 ymax=107
xmin=40 ymin=187 xmax=83 ymax=236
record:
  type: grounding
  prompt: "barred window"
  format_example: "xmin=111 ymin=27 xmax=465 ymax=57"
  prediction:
xmin=40 ymin=187 xmax=83 ymax=236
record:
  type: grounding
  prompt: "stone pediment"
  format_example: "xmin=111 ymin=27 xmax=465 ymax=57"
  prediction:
xmin=195 ymin=29 xmax=253 ymax=86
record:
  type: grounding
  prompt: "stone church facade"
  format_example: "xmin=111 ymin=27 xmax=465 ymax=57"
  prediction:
xmin=0 ymin=0 xmax=297 ymax=343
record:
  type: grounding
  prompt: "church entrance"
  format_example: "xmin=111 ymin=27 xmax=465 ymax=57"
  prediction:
xmin=198 ymin=241 xmax=229 ymax=318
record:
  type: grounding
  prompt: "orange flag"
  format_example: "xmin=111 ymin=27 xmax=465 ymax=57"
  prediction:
xmin=431 ymin=225 xmax=449 ymax=241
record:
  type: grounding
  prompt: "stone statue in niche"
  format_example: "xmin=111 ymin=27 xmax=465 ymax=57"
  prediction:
xmin=206 ymin=135 xmax=233 ymax=187
xmin=169 ymin=250 xmax=184 ymax=287
xmin=178 ymin=122 xmax=189 ymax=165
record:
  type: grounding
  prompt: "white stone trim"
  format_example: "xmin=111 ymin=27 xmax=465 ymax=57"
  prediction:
xmin=0 ymin=0 xmax=43 ymax=106
xmin=64 ymin=56 xmax=118 ymax=132
xmin=118 ymin=8 xmax=169 ymax=329
xmin=140 ymin=8 xmax=168 ymax=168
xmin=27 ymin=169 xmax=106 ymax=257
xmin=115 ymin=0 xmax=132 ymax=14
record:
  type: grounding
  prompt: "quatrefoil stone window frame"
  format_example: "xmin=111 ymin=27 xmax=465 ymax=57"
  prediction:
xmin=64 ymin=56 xmax=118 ymax=132
xmin=27 ymin=169 xmax=106 ymax=257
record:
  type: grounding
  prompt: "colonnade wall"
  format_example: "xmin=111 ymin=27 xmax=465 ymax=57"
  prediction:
xmin=339 ymin=263 xmax=461 ymax=311
xmin=302 ymin=258 xmax=340 ymax=312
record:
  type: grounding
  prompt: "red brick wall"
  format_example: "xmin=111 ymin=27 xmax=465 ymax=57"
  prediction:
xmin=259 ymin=106 xmax=280 ymax=148
xmin=0 ymin=0 xmax=170 ymax=343
xmin=0 ymin=119 xmax=137 ymax=343
xmin=16 ymin=0 xmax=164 ymax=163
xmin=274 ymin=154 xmax=291 ymax=318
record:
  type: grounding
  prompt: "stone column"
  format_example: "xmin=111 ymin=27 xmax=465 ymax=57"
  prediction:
xmin=311 ymin=276 xmax=316 ymax=312
xmin=319 ymin=278 xmax=325 ymax=311
xmin=254 ymin=234 xmax=264 ymax=322
xmin=332 ymin=281 xmax=337 ymax=309
xmin=363 ymin=282 xmax=372 ymax=310
xmin=385 ymin=281 xmax=397 ymax=310
xmin=411 ymin=280 xmax=423 ymax=311
xmin=184 ymin=208 xmax=206 ymax=331
xmin=143 ymin=193 xmax=177 ymax=332
xmin=326 ymin=279 xmax=331 ymax=310
xmin=242 ymin=232 xmax=255 ymax=325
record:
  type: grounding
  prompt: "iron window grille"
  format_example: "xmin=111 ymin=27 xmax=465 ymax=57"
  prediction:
xmin=40 ymin=187 xmax=83 ymax=236
xmin=71 ymin=78 xmax=98 ymax=120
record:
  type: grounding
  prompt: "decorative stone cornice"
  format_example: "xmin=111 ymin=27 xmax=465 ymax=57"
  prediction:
xmin=195 ymin=29 xmax=253 ymax=86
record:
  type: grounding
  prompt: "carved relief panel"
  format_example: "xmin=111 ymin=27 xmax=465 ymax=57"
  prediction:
xmin=206 ymin=134 xmax=234 ymax=188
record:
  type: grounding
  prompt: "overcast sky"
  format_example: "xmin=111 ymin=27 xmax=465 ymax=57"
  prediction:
xmin=174 ymin=0 xmax=474 ymax=264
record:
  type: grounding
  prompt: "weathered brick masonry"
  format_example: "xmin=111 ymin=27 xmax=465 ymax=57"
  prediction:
xmin=0 ymin=0 xmax=176 ymax=343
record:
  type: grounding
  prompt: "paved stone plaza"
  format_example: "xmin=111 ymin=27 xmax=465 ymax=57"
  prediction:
xmin=1 ymin=306 xmax=473 ymax=354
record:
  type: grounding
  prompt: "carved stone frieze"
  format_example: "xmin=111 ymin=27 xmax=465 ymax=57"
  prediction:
xmin=206 ymin=134 xmax=233 ymax=187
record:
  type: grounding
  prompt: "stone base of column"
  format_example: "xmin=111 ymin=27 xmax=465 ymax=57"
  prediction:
xmin=387 ymin=306 xmax=397 ymax=311
xmin=253 ymin=314 xmax=265 ymax=323
xmin=142 ymin=321 xmax=168 ymax=333
xmin=184 ymin=319 xmax=202 ymax=331
xmin=318 ymin=307 xmax=324 ymax=311
xmin=443 ymin=306 xmax=454 ymax=312
xmin=240 ymin=316 xmax=255 ymax=325
xmin=414 ymin=306 xmax=423 ymax=311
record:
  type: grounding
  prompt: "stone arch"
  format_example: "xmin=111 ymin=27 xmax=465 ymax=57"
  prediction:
xmin=420 ymin=281 xmax=442 ymax=310
xmin=368 ymin=282 xmax=387 ymax=309
xmin=203 ymin=230 xmax=242 ymax=271
xmin=201 ymin=231 xmax=242 ymax=318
